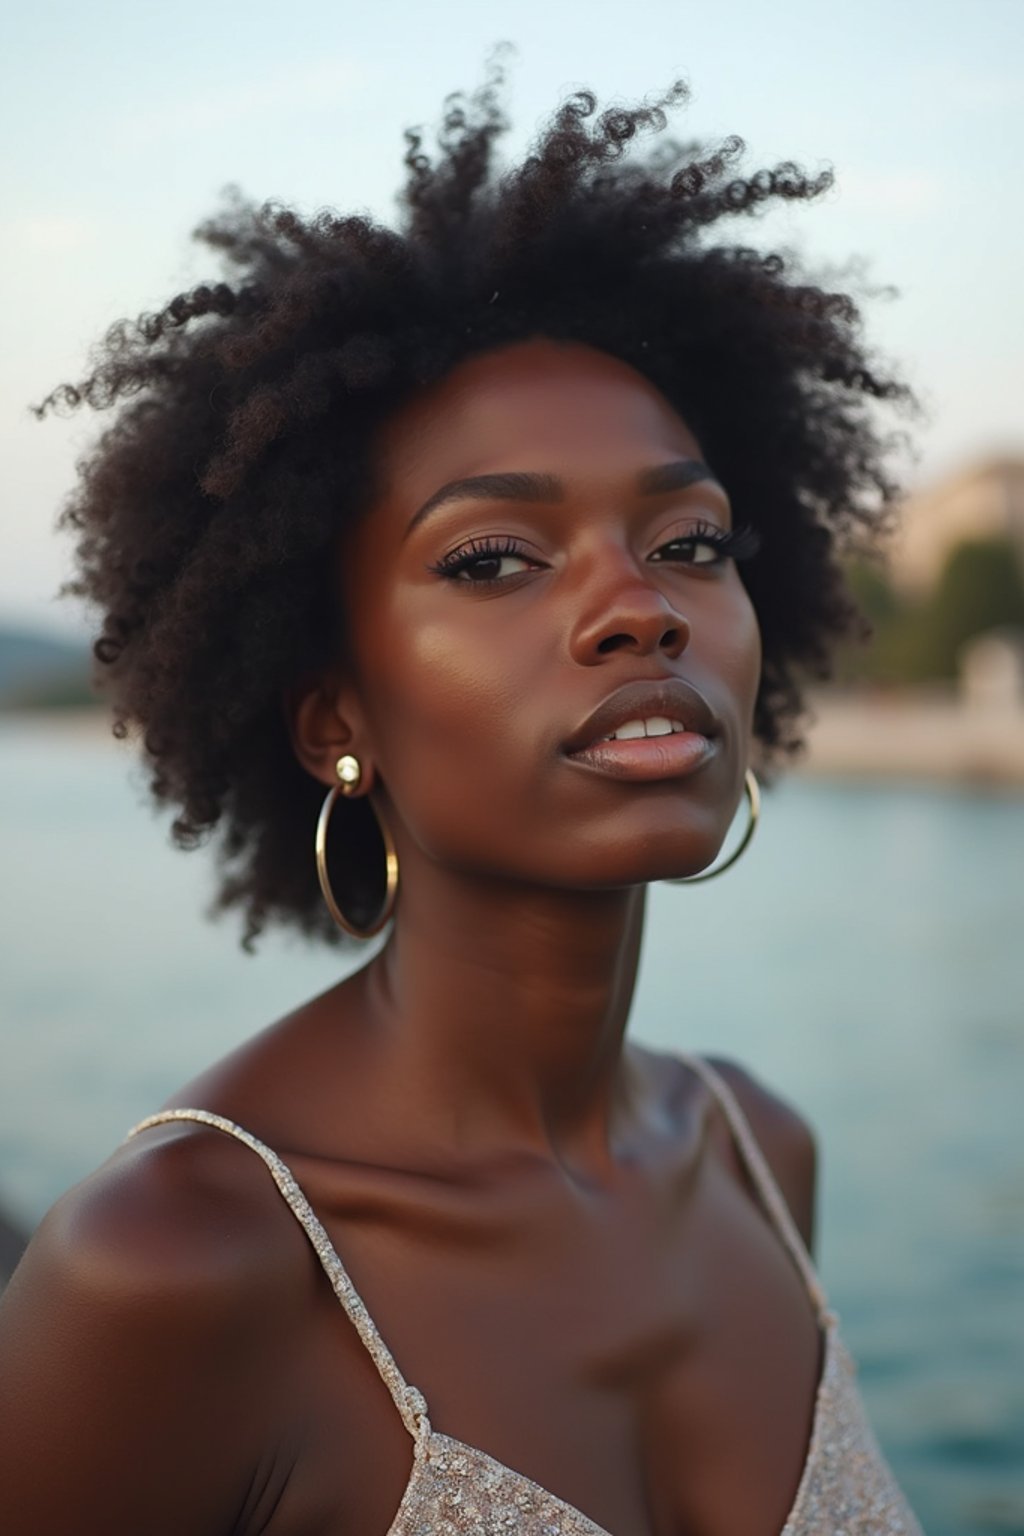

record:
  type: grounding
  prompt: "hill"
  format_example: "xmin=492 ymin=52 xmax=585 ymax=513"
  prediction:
xmin=0 ymin=624 xmax=96 ymax=709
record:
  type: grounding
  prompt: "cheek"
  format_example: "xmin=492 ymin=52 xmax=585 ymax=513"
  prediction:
xmin=377 ymin=607 xmax=536 ymax=741
xmin=688 ymin=574 xmax=762 ymax=721
xmin=717 ymin=580 xmax=762 ymax=709
xmin=348 ymin=589 xmax=547 ymax=858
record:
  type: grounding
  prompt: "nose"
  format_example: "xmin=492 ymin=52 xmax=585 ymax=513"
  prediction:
xmin=567 ymin=548 xmax=691 ymax=666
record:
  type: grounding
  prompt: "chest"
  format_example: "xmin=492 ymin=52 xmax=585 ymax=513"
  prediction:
xmin=246 ymin=1149 xmax=824 ymax=1536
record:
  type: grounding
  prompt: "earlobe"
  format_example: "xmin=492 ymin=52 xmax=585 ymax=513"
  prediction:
xmin=284 ymin=677 xmax=374 ymax=791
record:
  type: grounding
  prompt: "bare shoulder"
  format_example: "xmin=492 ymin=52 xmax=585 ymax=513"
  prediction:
xmin=0 ymin=1121 xmax=311 ymax=1532
xmin=701 ymin=1054 xmax=819 ymax=1255
xmin=36 ymin=1118 xmax=313 ymax=1308
xmin=635 ymin=1044 xmax=818 ymax=1255
xmin=1 ymin=1115 xmax=312 ymax=1396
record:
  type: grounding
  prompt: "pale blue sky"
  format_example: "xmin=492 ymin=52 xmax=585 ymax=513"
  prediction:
xmin=2 ymin=0 xmax=1021 ymax=635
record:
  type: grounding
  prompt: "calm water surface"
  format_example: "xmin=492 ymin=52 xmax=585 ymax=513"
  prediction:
xmin=1 ymin=717 xmax=1021 ymax=1534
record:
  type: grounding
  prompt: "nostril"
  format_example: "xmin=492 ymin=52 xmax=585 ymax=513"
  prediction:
xmin=596 ymin=625 xmax=684 ymax=656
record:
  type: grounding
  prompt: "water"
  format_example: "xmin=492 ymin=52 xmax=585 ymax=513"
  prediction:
xmin=1 ymin=715 xmax=1021 ymax=1533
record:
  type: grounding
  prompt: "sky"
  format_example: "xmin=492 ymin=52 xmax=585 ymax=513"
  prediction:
xmin=2 ymin=0 xmax=1021 ymax=638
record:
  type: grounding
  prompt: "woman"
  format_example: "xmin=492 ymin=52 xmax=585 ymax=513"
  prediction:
xmin=0 ymin=65 xmax=922 ymax=1534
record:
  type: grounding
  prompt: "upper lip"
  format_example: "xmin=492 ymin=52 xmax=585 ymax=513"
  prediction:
xmin=563 ymin=678 xmax=720 ymax=755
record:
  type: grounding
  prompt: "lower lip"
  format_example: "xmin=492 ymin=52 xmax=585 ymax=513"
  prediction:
xmin=565 ymin=732 xmax=715 ymax=781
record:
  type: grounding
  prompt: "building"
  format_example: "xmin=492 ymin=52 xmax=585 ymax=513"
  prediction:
xmin=889 ymin=456 xmax=1024 ymax=595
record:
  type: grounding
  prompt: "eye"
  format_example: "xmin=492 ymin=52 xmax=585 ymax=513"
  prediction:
xmin=429 ymin=537 xmax=544 ymax=585
xmin=652 ymin=535 xmax=722 ymax=566
xmin=650 ymin=520 xmax=762 ymax=567
xmin=455 ymin=552 xmax=535 ymax=583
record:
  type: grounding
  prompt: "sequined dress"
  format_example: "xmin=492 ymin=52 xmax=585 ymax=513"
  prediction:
xmin=127 ymin=1052 xmax=923 ymax=1535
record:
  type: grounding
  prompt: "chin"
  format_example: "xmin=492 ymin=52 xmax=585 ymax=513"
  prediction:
xmin=540 ymin=842 xmax=726 ymax=892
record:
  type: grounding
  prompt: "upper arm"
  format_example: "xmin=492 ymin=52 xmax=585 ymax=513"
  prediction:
xmin=0 ymin=1129 xmax=303 ymax=1536
xmin=702 ymin=1056 xmax=819 ymax=1258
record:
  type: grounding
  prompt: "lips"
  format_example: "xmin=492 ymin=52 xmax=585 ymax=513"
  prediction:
xmin=562 ymin=678 xmax=720 ymax=758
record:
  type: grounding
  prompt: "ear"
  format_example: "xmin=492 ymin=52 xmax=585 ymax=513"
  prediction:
xmin=284 ymin=673 xmax=377 ymax=793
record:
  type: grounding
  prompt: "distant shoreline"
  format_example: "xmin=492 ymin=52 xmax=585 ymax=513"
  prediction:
xmin=0 ymin=707 xmax=122 ymax=745
xmin=794 ymin=689 xmax=1024 ymax=789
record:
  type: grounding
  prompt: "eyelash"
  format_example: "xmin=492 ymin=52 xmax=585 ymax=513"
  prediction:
xmin=429 ymin=536 xmax=538 ymax=583
xmin=650 ymin=520 xmax=762 ymax=566
xmin=428 ymin=521 xmax=762 ymax=585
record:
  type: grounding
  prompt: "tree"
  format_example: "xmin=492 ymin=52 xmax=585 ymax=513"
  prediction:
xmin=922 ymin=536 xmax=1024 ymax=680
xmin=831 ymin=557 xmax=925 ymax=687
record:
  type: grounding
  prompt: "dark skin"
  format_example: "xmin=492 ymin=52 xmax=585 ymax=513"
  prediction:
xmin=0 ymin=340 xmax=821 ymax=1536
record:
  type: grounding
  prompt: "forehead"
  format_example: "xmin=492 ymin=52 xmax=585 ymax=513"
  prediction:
xmin=372 ymin=338 xmax=704 ymax=498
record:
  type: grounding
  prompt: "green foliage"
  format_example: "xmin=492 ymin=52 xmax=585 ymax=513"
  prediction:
xmin=832 ymin=536 xmax=1024 ymax=687
xmin=831 ymin=558 xmax=926 ymax=687
xmin=921 ymin=536 xmax=1024 ymax=680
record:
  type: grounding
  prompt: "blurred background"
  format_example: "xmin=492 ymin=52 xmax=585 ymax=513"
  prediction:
xmin=1 ymin=2 xmax=1022 ymax=1530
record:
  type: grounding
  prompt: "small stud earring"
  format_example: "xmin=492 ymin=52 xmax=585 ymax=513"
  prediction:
xmin=335 ymin=754 xmax=362 ymax=794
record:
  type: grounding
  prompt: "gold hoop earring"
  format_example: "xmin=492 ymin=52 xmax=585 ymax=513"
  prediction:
xmin=315 ymin=755 xmax=399 ymax=938
xmin=665 ymin=767 xmax=761 ymax=884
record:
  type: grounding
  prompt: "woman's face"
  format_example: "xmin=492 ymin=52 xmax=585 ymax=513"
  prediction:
xmin=335 ymin=337 xmax=762 ymax=890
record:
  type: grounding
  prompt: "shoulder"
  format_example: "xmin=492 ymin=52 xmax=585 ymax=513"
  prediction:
xmin=1 ymin=1115 xmax=314 ymax=1400
xmin=0 ymin=1120 xmax=312 ymax=1529
xmin=701 ymin=1054 xmax=818 ymax=1255
xmin=633 ymin=1044 xmax=819 ymax=1254
xmin=33 ymin=1115 xmax=311 ymax=1316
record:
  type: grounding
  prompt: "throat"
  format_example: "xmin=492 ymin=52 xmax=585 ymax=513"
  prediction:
xmin=356 ymin=874 xmax=649 ymax=1175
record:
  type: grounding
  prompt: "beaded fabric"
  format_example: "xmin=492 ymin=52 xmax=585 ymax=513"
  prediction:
xmin=126 ymin=1053 xmax=923 ymax=1535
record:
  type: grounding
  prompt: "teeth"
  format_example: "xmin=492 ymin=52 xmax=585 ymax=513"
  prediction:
xmin=601 ymin=717 xmax=689 ymax=742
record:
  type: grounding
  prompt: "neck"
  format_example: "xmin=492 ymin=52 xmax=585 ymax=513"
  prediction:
xmin=358 ymin=862 xmax=649 ymax=1178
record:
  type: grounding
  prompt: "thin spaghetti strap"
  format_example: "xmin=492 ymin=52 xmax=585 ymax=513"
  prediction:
xmin=678 ymin=1053 xmax=834 ymax=1327
xmin=125 ymin=1109 xmax=431 ymax=1443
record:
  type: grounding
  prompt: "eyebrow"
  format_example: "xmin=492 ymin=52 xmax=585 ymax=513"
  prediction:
xmin=404 ymin=460 xmax=717 ymax=537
